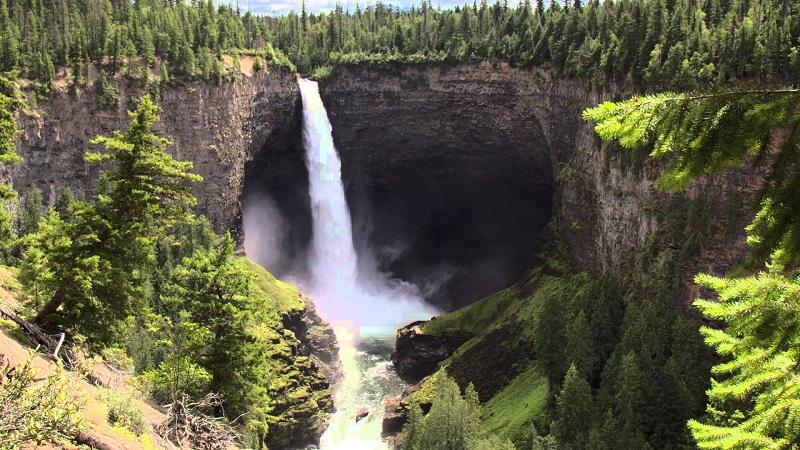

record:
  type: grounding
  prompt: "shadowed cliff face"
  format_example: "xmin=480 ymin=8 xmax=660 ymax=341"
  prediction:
xmin=242 ymin=99 xmax=311 ymax=279
xmin=244 ymin=65 xmax=559 ymax=309
xmin=318 ymin=65 xmax=559 ymax=309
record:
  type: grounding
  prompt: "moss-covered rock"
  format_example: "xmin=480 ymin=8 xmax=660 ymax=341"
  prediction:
xmin=241 ymin=258 xmax=340 ymax=449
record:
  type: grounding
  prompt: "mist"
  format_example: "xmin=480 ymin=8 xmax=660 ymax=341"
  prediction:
xmin=243 ymin=78 xmax=438 ymax=346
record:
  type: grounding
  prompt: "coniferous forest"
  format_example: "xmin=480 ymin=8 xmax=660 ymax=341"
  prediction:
xmin=0 ymin=0 xmax=799 ymax=449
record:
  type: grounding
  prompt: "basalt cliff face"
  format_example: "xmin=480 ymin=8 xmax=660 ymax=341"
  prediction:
xmin=316 ymin=62 xmax=756 ymax=306
xmin=11 ymin=61 xmax=760 ymax=447
xmin=12 ymin=63 xmax=756 ymax=308
xmin=13 ymin=69 xmax=300 ymax=235
xmin=11 ymin=63 xmax=758 ymax=309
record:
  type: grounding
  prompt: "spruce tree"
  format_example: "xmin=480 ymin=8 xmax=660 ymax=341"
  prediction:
xmin=687 ymin=270 xmax=800 ymax=448
xmin=534 ymin=294 xmax=567 ymax=385
xmin=565 ymin=309 xmax=597 ymax=380
xmin=163 ymin=233 xmax=268 ymax=418
xmin=0 ymin=77 xmax=21 ymax=261
xmin=28 ymin=96 xmax=201 ymax=346
xmin=16 ymin=186 xmax=43 ymax=237
xmin=550 ymin=364 xmax=594 ymax=449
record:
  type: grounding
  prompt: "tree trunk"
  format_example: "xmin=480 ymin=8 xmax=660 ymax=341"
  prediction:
xmin=33 ymin=284 xmax=68 ymax=326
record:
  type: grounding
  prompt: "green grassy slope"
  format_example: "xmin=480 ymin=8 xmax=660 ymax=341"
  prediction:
xmin=406 ymin=232 xmax=595 ymax=447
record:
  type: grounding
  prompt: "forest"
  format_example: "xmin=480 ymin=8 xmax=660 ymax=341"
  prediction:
xmin=0 ymin=0 xmax=798 ymax=448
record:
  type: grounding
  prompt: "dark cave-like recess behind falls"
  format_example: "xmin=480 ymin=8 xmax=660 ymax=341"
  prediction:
xmin=242 ymin=89 xmax=554 ymax=311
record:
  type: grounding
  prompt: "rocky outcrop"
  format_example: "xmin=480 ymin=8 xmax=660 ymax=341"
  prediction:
xmin=381 ymin=396 xmax=406 ymax=436
xmin=13 ymin=69 xmax=300 ymax=234
xmin=264 ymin=321 xmax=333 ymax=449
xmin=282 ymin=298 xmax=344 ymax=385
xmin=391 ymin=320 xmax=472 ymax=381
xmin=263 ymin=283 xmax=342 ymax=449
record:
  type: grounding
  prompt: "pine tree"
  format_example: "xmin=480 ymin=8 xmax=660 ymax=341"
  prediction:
xmin=534 ymin=294 xmax=567 ymax=385
xmin=687 ymin=270 xmax=800 ymax=448
xmin=550 ymin=364 xmax=594 ymax=449
xmin=159 ymin=62 xmax=169 ymax=84
xmin=28 ymin=96 xmax=201 ymax=346
xmin=157 ymin=233 xmax=269 ymax=418
xmin=94 ymin=70 xmax=118 ymax=109
xmin=16 ymin=186 xmax=43 ymax=237
xmin=0 ymin=77 xmax=21 ymax=262
xmin=401 ymin=374 xmax=502 ymax=450
xmin=565 ymin=309 xmax=597 ymax=380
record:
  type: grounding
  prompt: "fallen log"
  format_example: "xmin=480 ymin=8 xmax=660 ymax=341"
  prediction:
xmin=75 ymin=432 xmax=119 ymax=450
xmin=0 ymin=305 xmax=77 ymax=369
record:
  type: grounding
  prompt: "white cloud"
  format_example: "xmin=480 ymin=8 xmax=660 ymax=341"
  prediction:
xmin=229 ymin=0 xmax=520 ymax=14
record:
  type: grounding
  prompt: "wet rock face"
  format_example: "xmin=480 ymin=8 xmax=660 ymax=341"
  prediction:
xmin=391 ymin=320 xmax=473 ymax=382
xmin=381 ymin=396 xmax=406 ymax=436
xmin=283 ymin=298 xmax=344 ymax=385
xmin=269 ymin=297 xmax=342 ymax=449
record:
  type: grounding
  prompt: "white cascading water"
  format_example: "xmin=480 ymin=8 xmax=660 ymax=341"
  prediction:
xmin=297 ymin=78 xmax=437 ymax=449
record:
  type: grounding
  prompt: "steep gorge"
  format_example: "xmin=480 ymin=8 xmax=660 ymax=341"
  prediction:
xmin=10 ymin=62 xmax=760 ymax=448
xmin=12 ymin=61 xmax=757 ymax=311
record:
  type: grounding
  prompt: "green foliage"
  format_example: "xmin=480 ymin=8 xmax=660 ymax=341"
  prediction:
xmin=94 ymin=71 xmax=118 ymax=109
xmin=269 ymin=0 xmax=797 ymax=87
xmin=420 ymin=248 xmax=709 ymax=449
xmin=0 ymin=357 xmax=86 ymax=448
xmin=585 ymin=84 xmax=800 ymax=449
xmin=253 ymin=54 xmax=264 ymax=72
xmin=0 ymin=76 xmax=21 ymax=263
xmin=100 ymin=389 xmax=147 ymax=435
xmin=534 ymin=294 xmax=566 ymax=385
xmin=583 ymin=89 xmax=800 ymax=265
xmin=311 ymin=65 xmax=334 ymax=80
xmin=403 ymin=374 xmax=515 ymax=450
xmin=157 ymin=233 xmax=269 ymax=419
xmin=550 ymin=364 xmax=594 ymax=449
xmin=16 ymin=186 xmax=42 ymax=238
xmin=0 ymin=77 xmax=21 ymax=170
xmin=23 ymin=95 xmax=201 ymax=347
xmin=482 ymin=365 xmax=549 ymax=447
xmin=688 ymin=269 xmax=800 ymax=449
xmin=2 ymin=0 xmax=794 ymax=87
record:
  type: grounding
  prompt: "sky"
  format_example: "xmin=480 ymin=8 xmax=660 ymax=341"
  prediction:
xmin=233 ymin=0 xmax=519 ymax=15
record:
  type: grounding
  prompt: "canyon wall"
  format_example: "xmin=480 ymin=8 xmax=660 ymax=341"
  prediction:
xmin=13 ymin=69 xmax=300 ymax=235
xmin=318 ymin=62 xmax=756 ymax=302
xmin=11 ymin=61 xmax=756 ymax=308
xmin=318 ymin=63 xmax=653 ymax=284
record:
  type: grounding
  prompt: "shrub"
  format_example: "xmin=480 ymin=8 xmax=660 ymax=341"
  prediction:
xmin=94 ymin=71 xmax=118 ymax=109
xmin=100 ymin=389 xmax=147 ymax=435
xmin=0 ymin=356 xmax=86 ymax=449
xmin=311 ymin=65 xmax=334 ymax=80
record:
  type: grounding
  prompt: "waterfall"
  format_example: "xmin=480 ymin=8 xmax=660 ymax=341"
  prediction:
xmin=300 ymin=77 xmax=361 ymax=325
xmin=297 ymin=79 xmax=437 ymax=449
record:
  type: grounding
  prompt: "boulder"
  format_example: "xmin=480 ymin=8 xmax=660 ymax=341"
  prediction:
xmin=381 ymin=397 xmax=405 ymax=436
xmin=355 ymin=406 xmax=370 ymax=422
xmin=391 ymin=321 xmax=472 ymax=381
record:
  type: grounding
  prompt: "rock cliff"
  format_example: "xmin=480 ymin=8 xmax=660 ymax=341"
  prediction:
xmin=13 ymin=69 xmax=300 ymax=235
xmin=317 ymin=62 xmax=756 ymax=304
